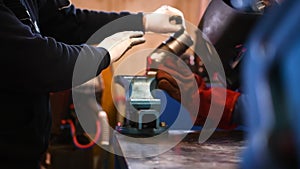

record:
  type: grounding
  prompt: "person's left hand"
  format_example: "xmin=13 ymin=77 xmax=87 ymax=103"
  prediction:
xmin=144 ymin=5 xmax=186 ymax=33
xmin=97 ymin=31 xmax=145 ymax=63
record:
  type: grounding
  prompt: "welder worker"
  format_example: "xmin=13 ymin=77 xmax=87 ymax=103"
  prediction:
xmin=0 ymin=0 xmax=185 ymax=168
xmin=156 ymin=0 xmax=280 ymax=130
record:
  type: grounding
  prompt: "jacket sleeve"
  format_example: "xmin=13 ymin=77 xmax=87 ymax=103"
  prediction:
xmin=38 ymin=0 xmax=144 ymax=45
xmin=0 ymin=4 xmax=110 ymax=93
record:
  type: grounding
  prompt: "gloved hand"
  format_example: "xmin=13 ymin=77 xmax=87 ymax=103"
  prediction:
xmin=97 ymin=31 xmax=145 ymax=63
xmin=144 ymin=5 xmax=185 ymax=33
xmin=156 ymin=56 xmax=205 ymax=122
xmin=156 ymin=56 xmax=240 ymax=129
xmin=156 ymin=56 xmax=206 ymax=102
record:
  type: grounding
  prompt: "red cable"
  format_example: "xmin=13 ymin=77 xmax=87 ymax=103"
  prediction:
xmin=61 ymin=119 xmax=101 ymax=149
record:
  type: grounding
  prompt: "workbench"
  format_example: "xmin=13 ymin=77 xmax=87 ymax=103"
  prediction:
xmin=113 ymin=130 xmax=245 ymax=169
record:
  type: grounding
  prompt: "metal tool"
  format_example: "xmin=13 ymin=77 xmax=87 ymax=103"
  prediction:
xmin=146 ymin=28 xmax=193 ymax=76
xmin=115 ymin=75 xmax=167 ymax=137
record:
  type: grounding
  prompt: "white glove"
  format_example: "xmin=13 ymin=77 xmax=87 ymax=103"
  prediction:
xmin=144 ymin=5 xmax=186 ymax=33
xmin=97 ymin=31 xmax=145 ymax=63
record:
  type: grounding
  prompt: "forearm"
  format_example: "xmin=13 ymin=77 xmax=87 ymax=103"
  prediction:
xmin=1 ymin=37 xmax=110 ymax=93
xmin=0 ymin=5 xmax=110 ymax=92
xmin=38 ymin=1 xmax=144 ymax=45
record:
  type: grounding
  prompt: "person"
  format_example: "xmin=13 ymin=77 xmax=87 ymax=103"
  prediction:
xmin=0 ymin=0 xmax=185 ymax=168
xmin=155 ymin=0 xmax=279 ymax=130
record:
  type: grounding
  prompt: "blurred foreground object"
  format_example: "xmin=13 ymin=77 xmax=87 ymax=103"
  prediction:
xmin=242 ymin=0 xmax=300 ymax=168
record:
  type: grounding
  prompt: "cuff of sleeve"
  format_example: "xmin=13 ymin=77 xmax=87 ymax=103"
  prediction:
xmin=220 ymin=90 xmax=241 ymax=129
xmin=139 ymin=12 xmax=146 ymax=33
xmin=95 ymin=46 xmax=111 ymax=74
xmin=231 ymin=94 xmax=247 ymax=126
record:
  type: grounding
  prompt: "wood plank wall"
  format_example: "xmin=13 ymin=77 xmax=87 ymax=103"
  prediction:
xmin=72 ymin=0 xmax=210 ymax=25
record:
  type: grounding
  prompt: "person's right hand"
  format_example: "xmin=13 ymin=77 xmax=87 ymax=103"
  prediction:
xmin=144 ymin=5 xmax=186 ymax=33
xmin=97 ymin=31 xmax=145 ymax=63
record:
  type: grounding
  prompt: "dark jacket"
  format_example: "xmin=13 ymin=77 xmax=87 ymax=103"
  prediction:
xmin=0 ymin=0 xmax=143 ymax=167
